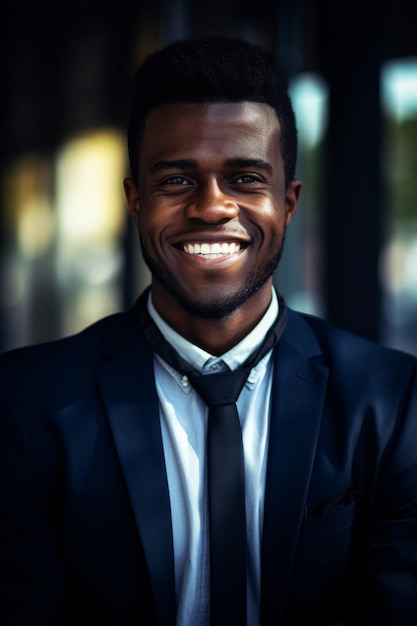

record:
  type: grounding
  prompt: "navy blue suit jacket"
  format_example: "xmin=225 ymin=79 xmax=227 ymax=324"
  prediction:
xmin=1 ymin=302 xmax=417 ymax=625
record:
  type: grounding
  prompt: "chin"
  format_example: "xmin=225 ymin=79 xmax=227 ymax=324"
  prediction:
xmin=142 ymin=243 xmax=282 ymax=320
xmin=169 ymin=281 xmax=269 ymax=320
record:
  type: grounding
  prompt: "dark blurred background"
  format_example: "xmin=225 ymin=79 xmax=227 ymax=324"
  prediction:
xmin=1 ymin=0 xmax=417 ymax=354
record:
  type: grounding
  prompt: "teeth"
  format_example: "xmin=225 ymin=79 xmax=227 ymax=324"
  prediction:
xmin=183 ymin=242 xmax=242 ymax=257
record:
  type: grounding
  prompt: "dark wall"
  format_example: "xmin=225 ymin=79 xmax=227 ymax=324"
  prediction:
xmin=1 ymin=0 xmax=417 ymax=349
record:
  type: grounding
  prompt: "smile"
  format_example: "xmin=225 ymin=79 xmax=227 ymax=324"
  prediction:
xmin=183 ymin=242 xmax=242 ymax=259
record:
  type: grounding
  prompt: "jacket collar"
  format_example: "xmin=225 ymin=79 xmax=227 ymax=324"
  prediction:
xmin=261 ymin=309 xmax=328 ymax=624
xmin=96 ymin=303 xmax=176 ymax=626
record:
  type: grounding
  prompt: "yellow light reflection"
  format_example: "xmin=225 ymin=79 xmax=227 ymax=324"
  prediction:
xmin=55 ymin=129 xmax=127 ymax=336
xmin=3 ymin=156 xmax=54 ymax=259
xmin=56 ymin=129 xmax=126 ymax=246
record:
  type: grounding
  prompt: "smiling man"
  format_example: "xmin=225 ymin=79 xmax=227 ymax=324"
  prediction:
xmin=1 ymin=37 xmax=417 ymax=626
xmin=124 ymin=100 xmax=299 ymax=353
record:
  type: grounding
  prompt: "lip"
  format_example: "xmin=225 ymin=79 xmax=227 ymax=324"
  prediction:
xmin=184 ymin=241 xmax=243 ymax=260
xmin=171 ymin=232 xmax=251 ymax=249
xmin=177 ymin=238 xmax=249 ymax=258
xmin=169 ymin=231 xmax=252 ymax=267
xmin=179 ymin=247 xmax=245 ymax=264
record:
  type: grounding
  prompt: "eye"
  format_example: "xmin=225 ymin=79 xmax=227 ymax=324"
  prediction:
xmin=233 ymin=174 xmax=262 ymax=184
xmin=163 ymin=175 xmax=191 ymax=185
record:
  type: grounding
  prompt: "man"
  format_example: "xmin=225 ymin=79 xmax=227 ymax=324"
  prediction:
xmin=1 ymin=37 xmax=416 ymax=626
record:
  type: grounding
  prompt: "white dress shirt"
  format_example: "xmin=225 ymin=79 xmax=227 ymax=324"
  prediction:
xmin=148 ymin=289 xmax=278 ymax=626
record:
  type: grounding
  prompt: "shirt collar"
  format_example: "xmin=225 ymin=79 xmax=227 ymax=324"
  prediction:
xmin=147 ymin=288 xmax=279 ymax=375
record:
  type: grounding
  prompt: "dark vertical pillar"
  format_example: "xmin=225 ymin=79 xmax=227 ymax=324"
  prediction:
xmin=321 ymin=2 xmax=383 ymax=341
xmin=0 ymin=3 xmax=62 ymax=350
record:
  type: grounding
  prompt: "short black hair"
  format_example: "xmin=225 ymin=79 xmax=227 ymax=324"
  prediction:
xmin=127 ymin=37 xmax=298 ymax=188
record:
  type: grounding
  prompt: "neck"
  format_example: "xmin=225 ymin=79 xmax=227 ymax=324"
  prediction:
xmin=150 ymin=282 xmax=273 ymax=356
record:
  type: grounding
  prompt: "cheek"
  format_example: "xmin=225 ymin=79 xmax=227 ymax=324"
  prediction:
xmin=139 ymin=211 xmax=170 ymax=254
xmin=257 ymin=204 xmax=286 ymax=237
xmin=139 ymin=204 xmax=160 ymax=232
xmin=138 ymin=214 xmax=156 ymax=246
xmin=263 ymin=215 xmax=287 ymax=253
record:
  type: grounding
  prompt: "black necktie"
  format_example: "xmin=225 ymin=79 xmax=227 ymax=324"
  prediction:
xmin=135 ymin=290 xmax=287 ymax=626
xmin=188 ymin=365 xmax=250 ymax=626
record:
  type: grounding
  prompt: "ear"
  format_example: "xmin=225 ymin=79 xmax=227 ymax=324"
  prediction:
xmin=124 ymin=177 xmax=140 ymax=227
xmin=285 ymin=178 xmax=302 ymax=227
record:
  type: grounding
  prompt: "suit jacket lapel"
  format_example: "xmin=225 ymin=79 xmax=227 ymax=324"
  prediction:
xmin=96 ymin=308 xmax=176 ymax=626
xmin=261 ymin=309 xmax=328 ymax=625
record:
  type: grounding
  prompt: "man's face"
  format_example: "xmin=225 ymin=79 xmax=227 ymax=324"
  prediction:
xmin=125 ymin=101 xmax=300 ymax=321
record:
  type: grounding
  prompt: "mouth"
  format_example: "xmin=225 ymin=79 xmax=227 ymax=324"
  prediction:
xmin=182 ymin=241 xmax=246 ymax=259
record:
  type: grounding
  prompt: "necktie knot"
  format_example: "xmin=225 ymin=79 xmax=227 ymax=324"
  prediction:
xmin=188 ymin=368 xmax=250 ymax=408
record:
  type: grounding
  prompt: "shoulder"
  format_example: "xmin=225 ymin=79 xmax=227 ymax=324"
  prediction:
xmin=0 ymin=306 xmax=154 ymax=421
xmin=1 ymin=311 xmax=122 ymax=366
xmin=0 ymin=307 xmax=147 ymax=385
xmin=284 ymin=308 xmax=417 ymax=388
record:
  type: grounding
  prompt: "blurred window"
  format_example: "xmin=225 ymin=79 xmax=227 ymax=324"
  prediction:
xmin=55 ymin=129 xmax=127 ymax=336
xmin=380 ymin=58 xmax=417 ymax=355
xmin=275 ymin=72 xmax=328 ymax=317
xmin=1 ymin=129 xmax=127 ymax=349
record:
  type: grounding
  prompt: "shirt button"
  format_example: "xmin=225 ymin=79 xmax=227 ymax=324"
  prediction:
xmin=180 ymin=375 xmax=189 ymax=387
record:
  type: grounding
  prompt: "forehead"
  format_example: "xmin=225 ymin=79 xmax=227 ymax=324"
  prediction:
xmin=139 ymin=101 xmax=282 ymax=167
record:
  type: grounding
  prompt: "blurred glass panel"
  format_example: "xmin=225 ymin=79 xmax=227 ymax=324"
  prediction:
xmin=1 ymin=129 xmax=127 ymax=350
xmin=290 ymin=73 xmax=328 ymax=150
xmin=381 ymin=58 xmax=417 ymax=355
xmin=275 ymin=73 xmax=328 ymax=316
xmin=9 ymin=157 xmax=55 ymax=259
xmin=55 ymin=129 xmax=127 ymax=336
xmin=0 ymin=156 xmax=56 ymax=350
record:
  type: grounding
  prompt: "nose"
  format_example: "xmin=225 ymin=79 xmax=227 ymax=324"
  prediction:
xmin=184 ymin=179 xmax=239 ymax=224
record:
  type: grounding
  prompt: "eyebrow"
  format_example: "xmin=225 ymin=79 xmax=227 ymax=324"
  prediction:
xmin=150 ymin=157 xmax=273 ymax=175
xmin=150 ymin=159 xmax=197 ymax=174
xmin=224 ymin=158 xmax=272 ymax=172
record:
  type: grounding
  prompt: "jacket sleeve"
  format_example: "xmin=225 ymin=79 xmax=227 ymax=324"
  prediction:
xmin=0 ymin=359 xmax=65 ymax=625
xmin=348 ymin=360 xmax=417 ymax=624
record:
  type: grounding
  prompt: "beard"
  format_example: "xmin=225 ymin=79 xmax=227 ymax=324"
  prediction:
xmin=140 ymin=233 xmax=285 ymax=320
